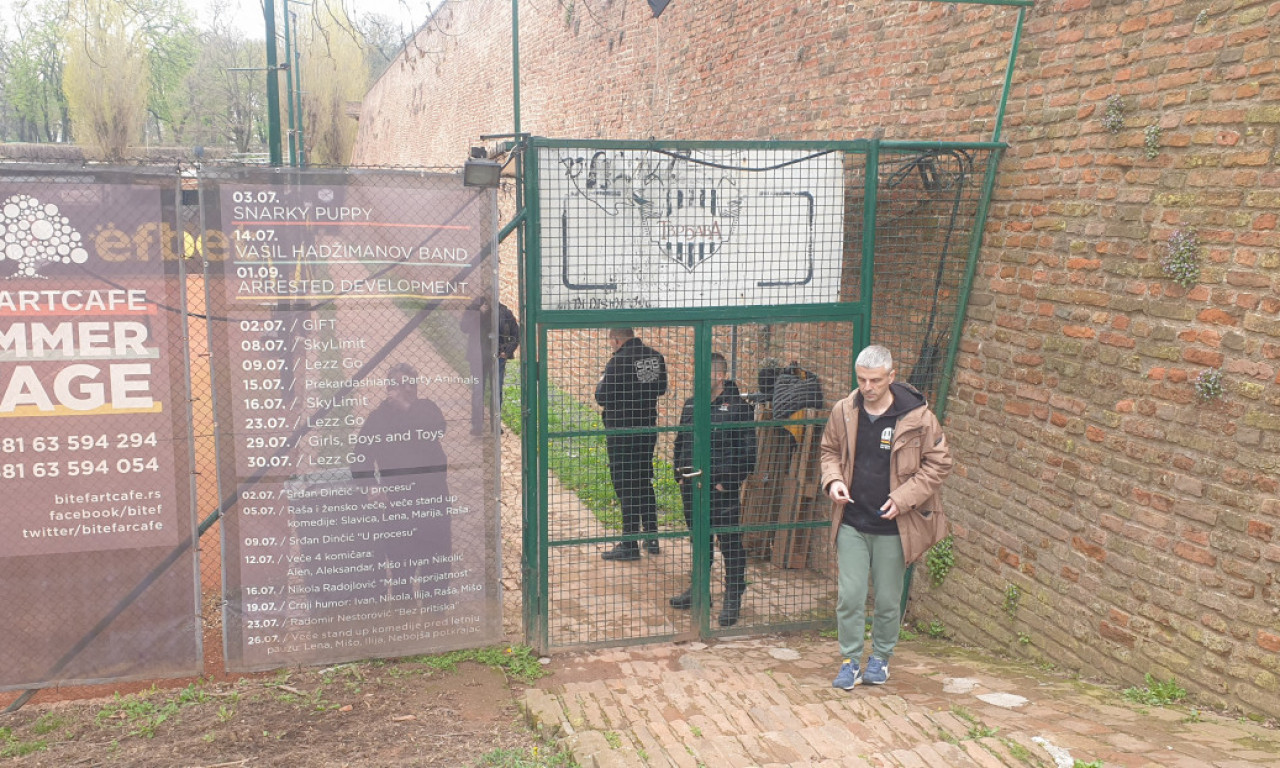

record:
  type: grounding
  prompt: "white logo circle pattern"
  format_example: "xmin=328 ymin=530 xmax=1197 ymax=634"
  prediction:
xmin=0 ymin=194 xmax=88 ymax=278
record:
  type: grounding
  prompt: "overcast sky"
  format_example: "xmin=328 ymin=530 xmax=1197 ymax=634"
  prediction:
xmin=225 ymin=0 xmax=435 ymax=39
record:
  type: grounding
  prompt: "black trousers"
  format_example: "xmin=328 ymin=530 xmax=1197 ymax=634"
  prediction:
xmin=680 ymin=482 xmax=746 ymax=597
xmin=606 ymin=431 xmax=659 ymax=538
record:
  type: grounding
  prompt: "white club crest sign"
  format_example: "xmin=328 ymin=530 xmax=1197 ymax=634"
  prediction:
xmin=538 ymin=147 xmax=845 ymax=310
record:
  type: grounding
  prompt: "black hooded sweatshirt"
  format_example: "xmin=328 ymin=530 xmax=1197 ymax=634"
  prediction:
xmin=841 ymin=382 xmax=927 ymax=535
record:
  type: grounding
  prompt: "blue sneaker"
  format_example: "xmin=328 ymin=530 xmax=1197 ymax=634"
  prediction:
xmin=832 ymin=659 xmax=861 ymax=690
xmin=863 ymin=655 xmax=890 ymax=685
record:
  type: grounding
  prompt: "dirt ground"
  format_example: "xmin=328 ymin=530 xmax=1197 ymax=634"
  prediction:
xmin=0 ymin=651 xmax=556 ymax=767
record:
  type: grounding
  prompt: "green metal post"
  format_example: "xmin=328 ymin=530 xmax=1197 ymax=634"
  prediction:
xmin=992 ymin=6 xmax=1026 ymax=144
xmin=512 ymin=0 xmax=521 ymax=135
xmin=691 ymin=323 xmax=711 ymax=631
xmin=282 ymin=0 xmax=297 ymax=166
xmin=292 ymin=6 xmax=306 ymax=168
xmin=263 ymin=0 xmax=283 ymax=166
xmin=521 ymin=143 xmax=544 ymax=652
xmin=933 ymin=145 xmax=1005 ymax=421
xmin=858 ymin=141 xmax=879 ymax=351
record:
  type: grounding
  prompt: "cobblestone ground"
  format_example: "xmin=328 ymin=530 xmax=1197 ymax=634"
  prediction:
xmin=499 ymin=431 xmax=1279 ymax=768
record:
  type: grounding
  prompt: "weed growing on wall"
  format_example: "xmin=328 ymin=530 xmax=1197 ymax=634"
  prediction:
xmin=1160 ymin=228 xmax=1201 ymax=288
xmin=1193 ymin=368 xmax=1223 ymax=401
xmin=1144 ymin=124 xmax=1162 ymax=158
xmin=1101 ymin=95 xmax=1125 ymax=133
xmin=925 ymin=535 xmax=955 ymax=587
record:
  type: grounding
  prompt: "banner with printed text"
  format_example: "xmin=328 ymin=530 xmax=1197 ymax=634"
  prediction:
xmin=537 ymin=147 xmax=846 ymax=310
xmin=209 ymin=169 xmax=503 ymax=672
xmin=0 ymin=175 xmax=200 ymax=690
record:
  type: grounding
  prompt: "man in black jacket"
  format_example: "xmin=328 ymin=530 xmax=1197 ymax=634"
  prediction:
xmin=595 ymin=327 xmax=668 ymax=561
xmin=670 ymin=353 xmax=756 ymax=626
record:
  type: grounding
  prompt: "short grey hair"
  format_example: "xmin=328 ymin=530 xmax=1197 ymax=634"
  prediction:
xmin=855 ymin=345 xmax=894 ymax=371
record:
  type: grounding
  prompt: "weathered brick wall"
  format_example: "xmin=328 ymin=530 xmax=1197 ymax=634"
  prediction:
xmin=353 ymin=0 xmax=1280 ymax=717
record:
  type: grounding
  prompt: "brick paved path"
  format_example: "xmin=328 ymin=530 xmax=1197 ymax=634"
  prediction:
xmin=498 ymin=419 xmax=1279 ymax=767
xmin=520 ymin=635 xmax=1279 ymax=767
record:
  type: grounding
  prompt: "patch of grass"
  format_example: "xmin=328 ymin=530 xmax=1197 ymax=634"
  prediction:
xmin=94 ymin=682 xmax=217 ymax=739
xmin=474 ymin=744 xmax=579 ymax=767
xmin=1122 ymin=674 xmax=1186 ymax=707
xmin=898 ymin=625 xmax=917 ymax=642
xmin=415 ymin=645 xmax=548 ymax=684
xmin=919 ymin=619 xmax=948 ymax=639
xmin=967 ymin=724 xmax=999 ymax=739
xmin=603 ymin=731 xmax=622 ymax=749
xmin=504 ymin=362 xmax=682 ymax=529
xmin=1017 ymin=632 xmax=1032 ymax=646
xmin=28 ymin=713 xmax=66 ymax=736
xmin=1002 ymin=738 xmax=1031 ymax=761
xmin=1073 ymin=760 xmax=1104 ymax=768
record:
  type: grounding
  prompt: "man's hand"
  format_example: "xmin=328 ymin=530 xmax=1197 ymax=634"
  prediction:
xmin=827 ymin=480 xmax=850 ymax=504
xmin=879 ymin=498 xmax=900 ymax=520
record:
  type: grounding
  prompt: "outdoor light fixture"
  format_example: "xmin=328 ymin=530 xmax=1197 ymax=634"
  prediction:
xmin=463 ymin=157 xmax=503 ymax=188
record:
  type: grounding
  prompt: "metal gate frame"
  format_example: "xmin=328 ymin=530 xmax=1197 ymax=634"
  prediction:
xmin=518 ymin=138 xmax=1005 ymax=652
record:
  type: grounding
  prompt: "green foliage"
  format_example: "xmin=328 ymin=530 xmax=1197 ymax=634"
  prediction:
xmin=967 ymin=724 xmax=999 ymax=739
xmin=416 ymin=645 xmax=548 ymax=684
xmin=1073 ymin=761 xmax=1104 ymax=768
xmin=1002 ymin=738 xmax=1031 ymax=760
xmin=1101 ymin=94 xmax=1124 ymax=133
xmin=1160 ymin=228 xmax=1201 ymax=288
xmin=28 ymin=713 xmax=66 ymax=736
xmin=1143 ymin=124 xmax=1162 ymax=159
xmin=0 ymin=730 xmax=48 ymax=759
xmin=94 ymin=682 xmax=215 ymax=739
xmin=475 ymin=745 xmax=579 ymax=768
xmin=1193 ymin=368 xmax=1223 ymax=401
xmin=898 ymin=625 xmax=917 ymax=642
xmin=925 ymin=535 xmax=955 ymax=587
xmin=1017 ymin=632 xmax=1032 ymax=646
xmin=511 ymin=362 xmax=681 ymax=529
xmin=1122 ymin=674 xmax=1187 ymax=707
xmin=1003 ymin=583 xmax=1021 ymax=618
xmin=920 ymin=619 xmax=948 ymax=639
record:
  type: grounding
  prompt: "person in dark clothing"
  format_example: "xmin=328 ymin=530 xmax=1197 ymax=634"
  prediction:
xmin=595 ymin=327 xmax=668 ymax=561
xmin=670 ymin=353 xmax=756 ymax=627
xmin=460 ymin=295 xmax=519 ymax=434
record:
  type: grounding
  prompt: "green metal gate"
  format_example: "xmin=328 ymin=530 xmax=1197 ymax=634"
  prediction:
xmin=519 ymin=139 xmax=1001 ymax=651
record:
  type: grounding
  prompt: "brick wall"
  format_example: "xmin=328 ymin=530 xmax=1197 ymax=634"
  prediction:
xmin=353 ymin=0 xmax=1280 ymax=718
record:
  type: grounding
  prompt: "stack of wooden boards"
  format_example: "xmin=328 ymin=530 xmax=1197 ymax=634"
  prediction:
xmin=740 ymin=406 xmax=825 ymax=569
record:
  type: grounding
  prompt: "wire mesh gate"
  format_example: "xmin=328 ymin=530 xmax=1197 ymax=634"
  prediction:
xmin=519 ymin=139 xmax=1001 ymax=652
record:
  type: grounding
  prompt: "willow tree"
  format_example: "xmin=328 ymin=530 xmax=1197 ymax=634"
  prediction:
xmin=62 ymin=0 xmax=150 ymax=159
xmin=299 ymin=0 xmax=367 ymax=165
xmin=62 ymin=0 xmax=193 ymax=160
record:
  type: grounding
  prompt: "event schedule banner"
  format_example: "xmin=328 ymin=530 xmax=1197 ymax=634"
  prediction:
xmin=212 ymin=171 xmax=502 ymax=672
xmin=0 ymin=177 xmax=200 ymax=689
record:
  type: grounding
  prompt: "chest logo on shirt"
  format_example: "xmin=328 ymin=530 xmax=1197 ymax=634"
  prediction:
xmin=880 ymin=427 xmax=894 ymax=451
xmin=634 ymin=356 xmax=662 ymax=383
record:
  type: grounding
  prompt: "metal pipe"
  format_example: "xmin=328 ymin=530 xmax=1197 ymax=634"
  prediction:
xmin=993 ymin=6 xmax=1026 ymax=143
xmin=282 ymin=1 xmax=297 ymax=166
xmin=512 ymin=0 xmax=521 ymax=135
xmin=934 ymin=145 xmax=1005 ymax=421
xmin=264 ymin=0 xmax=283 ymax=166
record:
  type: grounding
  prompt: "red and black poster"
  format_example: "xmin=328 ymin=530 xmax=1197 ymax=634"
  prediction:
xmin=0 ymin=178 xmax=201 ymax=689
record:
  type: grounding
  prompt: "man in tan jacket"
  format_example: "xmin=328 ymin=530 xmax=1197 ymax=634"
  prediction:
xmin=820 ymin=345 xmax=951 ymax=689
